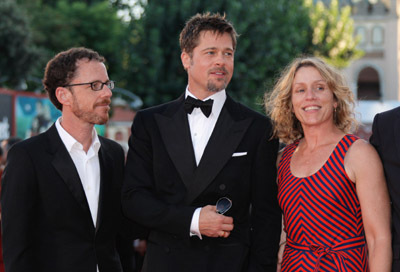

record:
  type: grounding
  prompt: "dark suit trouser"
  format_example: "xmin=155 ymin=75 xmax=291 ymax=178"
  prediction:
xmin=394 ymin=245 xmax=400 ymax=272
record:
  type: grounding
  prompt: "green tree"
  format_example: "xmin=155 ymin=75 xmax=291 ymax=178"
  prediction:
xmin=0 ymin=0 xmax=37 ymax=89
xmin=17 ymin=0 xmax=128 ymax=91
xmin=125 ymin=0 xmax=311 ymax=109
xmin=11 ymin=0 xmax=362 ymax=109
xmin=229 ymin=1 xmax=311 ymax=107
xmin=124 ymin=0 xmax=361 ymax=110
xmin=305 ymin=0 xmax=363 ymax=68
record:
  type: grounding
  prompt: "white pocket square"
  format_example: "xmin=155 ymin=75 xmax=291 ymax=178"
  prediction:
xmin=232 ymin=152 xmax=247 ymax=157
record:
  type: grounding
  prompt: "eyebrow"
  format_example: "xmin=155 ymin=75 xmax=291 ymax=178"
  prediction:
xmin=293 ymin=79 xmax=326 ymax=86
xmin=201 ymin=47 xmax=233 ymax=52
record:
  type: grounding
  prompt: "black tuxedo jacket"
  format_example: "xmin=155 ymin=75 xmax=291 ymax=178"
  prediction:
xmin=1 ymin=124 xmax=135 ymax=272
xmin=122 ymin=95 xmax=281 ymax=272
xmin=371 ymin=106 xmax=400 ymax=269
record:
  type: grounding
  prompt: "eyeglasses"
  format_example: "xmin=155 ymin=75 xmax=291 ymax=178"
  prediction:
xmin=64 ymin=80 xmax=115 ymax=91
xmin=216 ymin=197 xmax=232 ymax=215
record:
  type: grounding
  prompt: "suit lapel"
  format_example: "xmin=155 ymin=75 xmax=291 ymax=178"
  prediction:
xmin=185 ymin=96 xmax=252 ymax=204
xmin=96 ymin=142 xmax=112 ymax=233
xmin=47 ymin=125 xmax=92 ymax=220
xmin=155 ymin=95 xmax=197 ymax=188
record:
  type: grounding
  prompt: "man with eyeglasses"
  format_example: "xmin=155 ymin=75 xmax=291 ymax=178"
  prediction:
xmin=122 ymin=13 xmax=281 ymax=272
xmin=1 ymin=47 xmax=139 ymax=272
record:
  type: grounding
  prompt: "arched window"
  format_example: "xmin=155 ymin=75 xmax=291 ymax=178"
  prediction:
xmin=357 ymin=67 xmax=381 ymax=100
xmin=355 ymin=26 xmax=368 ymax=45
xmin=372 ymin=26 xmax=384 ymax=45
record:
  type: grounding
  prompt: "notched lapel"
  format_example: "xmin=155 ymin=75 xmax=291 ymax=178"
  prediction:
xmin=185 ymin=106 xmax=252 ymax=204
xmin=48 ymin=126 xmax=92 ymax=219
xmin=96 ymin=145 xmax=113 ymax=232
xmin=51 ymin=146 xmax=92 ymax=216
xmin=155 ymin=101 xmax=196 ymax=189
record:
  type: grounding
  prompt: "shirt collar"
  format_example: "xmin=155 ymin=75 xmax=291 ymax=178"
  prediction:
xmin=55 ymin=117 xmax=101 ymax=153
xmin=185 ymin=86 xmax=226 ymax=117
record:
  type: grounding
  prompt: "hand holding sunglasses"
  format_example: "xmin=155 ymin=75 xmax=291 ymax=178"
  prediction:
xmin=215 ymin=197 xmax=233 ymax=238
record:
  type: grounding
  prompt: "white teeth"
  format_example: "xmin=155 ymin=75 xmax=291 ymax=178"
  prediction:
xmin=304 ymin=106 xmax=320 ymax=111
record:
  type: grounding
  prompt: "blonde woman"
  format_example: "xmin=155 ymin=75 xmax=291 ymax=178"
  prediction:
xmin=266 ymin=57 xmax=391 ymax=271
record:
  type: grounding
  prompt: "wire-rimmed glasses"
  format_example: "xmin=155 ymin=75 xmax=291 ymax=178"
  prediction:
xmin=64 ymin=80 xmax=115 ymax=91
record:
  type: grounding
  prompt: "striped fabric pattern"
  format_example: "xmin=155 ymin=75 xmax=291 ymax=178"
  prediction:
xmin=278 ymin=135 xmax=368 ymax=271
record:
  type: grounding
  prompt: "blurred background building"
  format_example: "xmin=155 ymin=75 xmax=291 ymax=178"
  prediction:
xmin=331 ymin=0 xmax=400 ymax=138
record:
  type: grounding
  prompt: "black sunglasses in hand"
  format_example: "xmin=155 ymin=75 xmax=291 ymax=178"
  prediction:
xmin=216 ymin=197 xmax=232 ymax=215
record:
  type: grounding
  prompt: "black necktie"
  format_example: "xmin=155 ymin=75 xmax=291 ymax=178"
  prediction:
xmin=184 ymin=96 xmax=214 ymax=118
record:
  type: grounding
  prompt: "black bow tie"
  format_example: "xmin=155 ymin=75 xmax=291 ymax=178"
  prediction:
xmin=184 ymin=96 xmax=214 ymax=118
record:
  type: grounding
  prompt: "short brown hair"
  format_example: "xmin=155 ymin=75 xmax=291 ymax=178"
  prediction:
xmin=42 ymin=47 xmax=105 ymax=110
xmin=179 ymin=12 xmax=238 ymax=55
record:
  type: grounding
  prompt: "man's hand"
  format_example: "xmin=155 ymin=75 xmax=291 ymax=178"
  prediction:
xmin=199 ymin=205 xmax=234 ymax=238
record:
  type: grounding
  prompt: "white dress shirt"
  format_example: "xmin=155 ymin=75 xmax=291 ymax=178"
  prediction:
xmin=186 ymin=88 xmax=226 ymax=166
xmin=56 ymin=118 xmax=101 ymax=272
xmin=186 ymin=87 xmax=227 ymax=239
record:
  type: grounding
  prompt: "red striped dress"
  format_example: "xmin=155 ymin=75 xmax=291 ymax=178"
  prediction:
xmin=278 ymin=135 xmax=368 ymax=271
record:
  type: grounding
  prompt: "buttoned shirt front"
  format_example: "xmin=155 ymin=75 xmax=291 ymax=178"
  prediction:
xmin=186 ymin=88 xmax=226 ymax=165
xmin=185 ymin=87 xmax=226 ymax=239
xmin=55 ymin=118 xmax=101 ymax=272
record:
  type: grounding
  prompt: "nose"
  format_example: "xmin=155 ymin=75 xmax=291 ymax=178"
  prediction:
xmin=305 ymin=88 xmax=316 ymax=100
xmin=215 ymin=52 xmax=226 ymax=66
xmin=101 ymin=85 xmax=112 ymax=98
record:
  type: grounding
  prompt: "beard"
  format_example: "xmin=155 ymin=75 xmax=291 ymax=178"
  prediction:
xmin=207 ymin=79 xmax=227 ymax=93
xmin=207 ymin=67 xmax=230 ymax=92
xmin=71 ymin=95 xmax=110 ymax=125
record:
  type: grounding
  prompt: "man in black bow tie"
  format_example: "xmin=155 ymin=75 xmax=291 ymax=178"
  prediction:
xmin=122 ymin=12 xmax=281 ymax=272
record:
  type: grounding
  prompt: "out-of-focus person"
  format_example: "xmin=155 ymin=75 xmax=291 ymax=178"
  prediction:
xmin=0 ymin=137 xmax=21 ymax=272
xmin=0 ymin=144 xmax=3 ymax=272
xmin=266 ymin=56 xmax=391 ymax=272
xmin=0 ymin=137 xmax=22 ymax=167
xmin=370 ymin=105 xmax=400 ymax=271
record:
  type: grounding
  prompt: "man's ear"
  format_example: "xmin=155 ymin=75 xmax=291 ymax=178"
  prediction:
xmin=181 ymin=52 xmax=190 ymax=71
xmin=55 ymin=87 xmax=71 ymax=106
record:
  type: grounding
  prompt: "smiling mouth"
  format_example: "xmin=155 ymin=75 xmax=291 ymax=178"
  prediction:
xmin=209 ymin=67 xmax=228 ymax=77
xmin=303 ymin=106 xmax=320 ymax=111
xmin=210 ymin=72 xmax=226 ymax=79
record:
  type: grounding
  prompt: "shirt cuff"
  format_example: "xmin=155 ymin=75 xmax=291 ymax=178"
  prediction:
xmin=189 ymin=207 xmax=202 ymax=239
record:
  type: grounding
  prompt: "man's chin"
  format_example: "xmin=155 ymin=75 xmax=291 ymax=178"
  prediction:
xmin=97 ymin=118 xmax=108 ymax=125
xmin=207 ymin=82 xmax=227 ymax=93
xmin=93 ymin=114 xmax=109 ymax=125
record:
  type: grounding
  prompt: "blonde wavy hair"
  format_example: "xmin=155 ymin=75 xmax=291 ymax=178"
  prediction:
xmin=265 ymin=57 xmax=358 ymax=144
